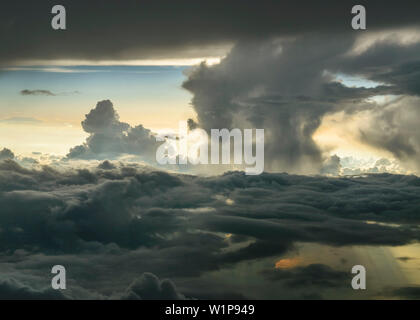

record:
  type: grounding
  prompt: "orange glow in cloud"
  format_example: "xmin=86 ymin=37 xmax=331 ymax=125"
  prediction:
xmin=275 ymin=258 xmax=301 ymax=269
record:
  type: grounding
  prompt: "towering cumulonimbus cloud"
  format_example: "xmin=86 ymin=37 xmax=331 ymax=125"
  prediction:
xmin=183 ymin=33 xmax=420 ymax=173
xmin=183 ymin=37 xmax=381 ymax=173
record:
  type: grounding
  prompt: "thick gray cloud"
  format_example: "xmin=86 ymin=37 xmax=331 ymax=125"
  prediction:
xmin=182 ymin=30 xmax=420 ymax=173
xmin=0 ymin=278 xmax=67 ymax=300
xmin=2 ymin=1 xmax=420 ymax=65
xmin=119 ymin=273 xmax=186 ymax=300
xmin=0 ymin=272 xmax=185 ymax=300
xmin=182 ymin=36 xmax=400 ymax=173
xmin=1 ymin=159 xmax=419 ymax=253
xmin=0 ymin=159 xmax=419 ymax=298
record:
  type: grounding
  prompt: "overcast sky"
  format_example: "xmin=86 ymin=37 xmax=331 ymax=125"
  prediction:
xmin=1 ymin=0 xmax=420 ymax=65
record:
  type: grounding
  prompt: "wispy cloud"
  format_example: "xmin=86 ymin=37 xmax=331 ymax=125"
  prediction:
xmin=20 ymin=89 xmax=80 ymax=96
xmin=20 ymin=89 xmax=56 ymax=96
xmin=0 ymin=117 xmax=43 ymax=124
xmin=5 ymin=66 xmax=104 ymax=73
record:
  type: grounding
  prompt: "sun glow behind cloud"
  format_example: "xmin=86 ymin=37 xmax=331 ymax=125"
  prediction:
xmin=12 ymin=57 xmax=223 ymax=68
xmin=275 ymin=258 xmax=302 ymax=269
xmin=312 ymin=72 xmax=415 ymax=175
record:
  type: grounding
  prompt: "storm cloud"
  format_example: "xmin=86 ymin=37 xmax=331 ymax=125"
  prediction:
xmin=182 ymin=36 xmax=393 ymax=173
xmin=182 ymin=29 xmax=420 ymax=173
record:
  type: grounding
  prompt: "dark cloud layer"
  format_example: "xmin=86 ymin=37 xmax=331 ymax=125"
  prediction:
xmin=0 ymin=272 xmax=185 ymax=300
xmin=391 ymin=286 xmax=420 ymax=299
xmin=0 ymin=158 xmax=419 ymax=298
xmin=119 ymin=273 xmax=186 ymax=300
xmin=1 ymin=1 xmax=420 ymax=65
xmin=0 ymin=278 xmax=67 ymax=300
